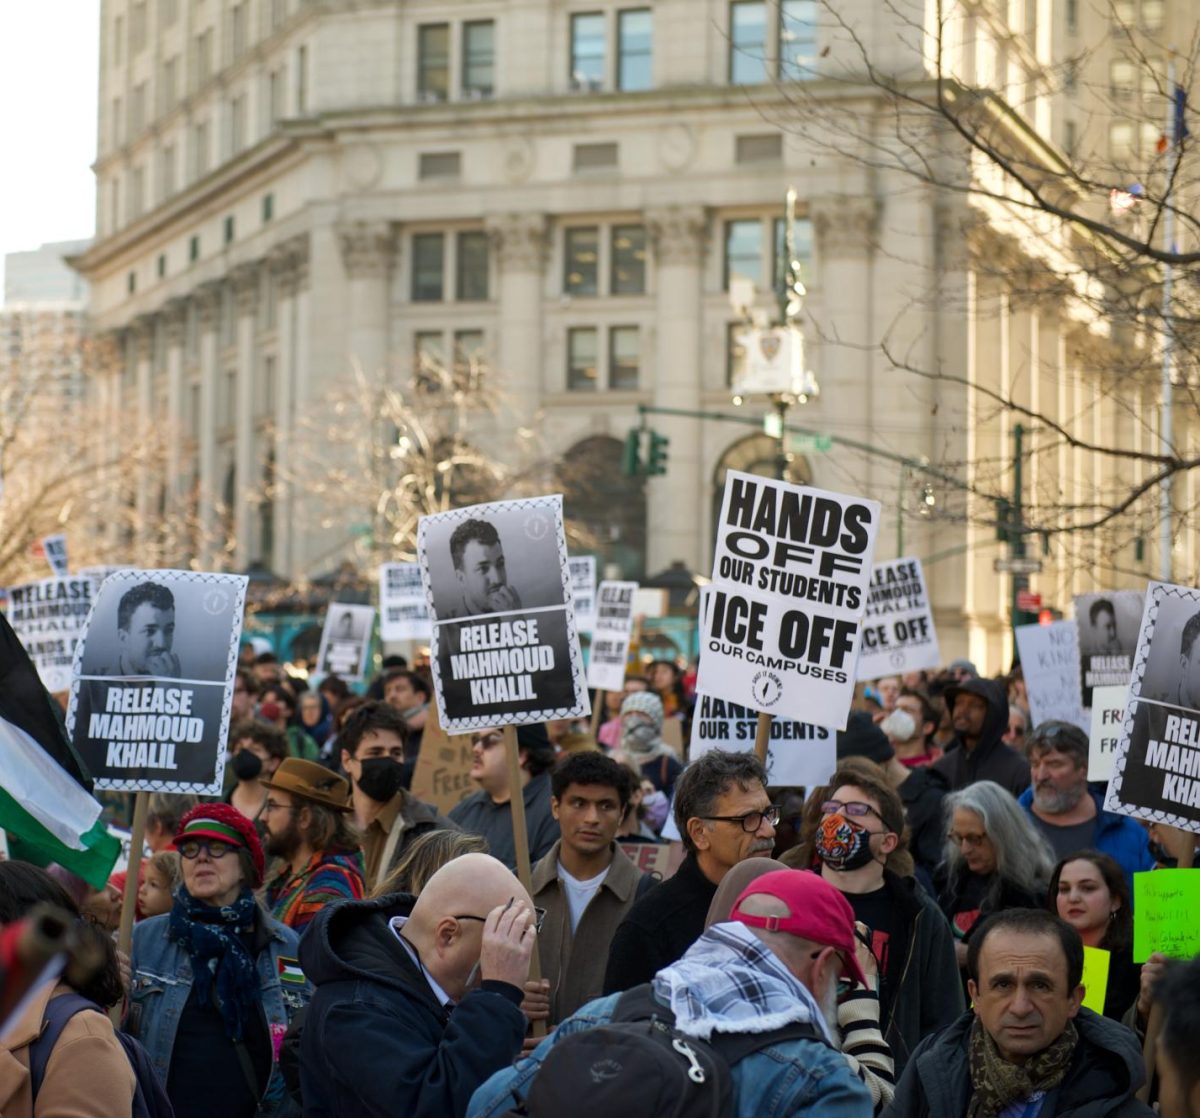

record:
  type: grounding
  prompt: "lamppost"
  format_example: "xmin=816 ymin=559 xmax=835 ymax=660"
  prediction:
xmin=730 ymin=188 xmax=819 ymax=480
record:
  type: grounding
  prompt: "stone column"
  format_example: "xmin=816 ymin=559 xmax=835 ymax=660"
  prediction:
xmin=194 ymin=282 xmax=222 ymax=567
xmin=486 ymin=213 xmax=548 ymax=423
xmin=646 ymin=204 xmax=708 ymax=573
xmin=161 ymin=300 xmax=188 ymax=511
xmin=230 ymin=263 xmax=260 ymax=569
xmin=132 ymin=317 xmax=156 ymax=551
xmin=336 ymin=221 xmax=394 ymax=380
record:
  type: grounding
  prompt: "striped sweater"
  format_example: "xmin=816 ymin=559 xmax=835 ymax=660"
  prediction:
xmin=265 ymin=848 xmax=366 ymax=931
xmin=839 ymin=983 xmax=896 ymax=1114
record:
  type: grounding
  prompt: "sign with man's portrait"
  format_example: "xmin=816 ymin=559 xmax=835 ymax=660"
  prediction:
xmin=315 ymin=603 xmax=376 ymax=681
xmin=1074 ymin=590 xmax=1143 ymax=711
xmin=418 ymin=495 xmax=589 ymax=733
xmin=66 ymin=569 xmax=248 ymax=795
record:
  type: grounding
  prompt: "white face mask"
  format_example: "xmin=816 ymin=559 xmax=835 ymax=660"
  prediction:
xmin=880 ymin=708 xmax=917 ymax=744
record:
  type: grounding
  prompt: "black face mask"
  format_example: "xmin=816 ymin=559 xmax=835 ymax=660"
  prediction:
xmin=356 ymin=757 xmax=405 ymax=803
xmin=231 ymin=750 xmax=263 ymax=781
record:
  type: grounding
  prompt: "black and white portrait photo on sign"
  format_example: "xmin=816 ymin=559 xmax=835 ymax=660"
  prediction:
xmin=8 ymin=576 xmax=96 ymax=693
xmin=418 ymin=495 xmax=588 ymax=733
xmin=315 ymin=603 xmax=375 ymax=682
xmin=378 ymin=563 xmax=432 ymax=642
xmin=1074 ymin=590 xmax=1143 ymax=710
xmin=1105 ymin=582 xmax=1200 ymax=832
xmin=66 ymin=569 xmax=248 ymax=796
xmin=568 ymin=555 xmax=597 ymax=633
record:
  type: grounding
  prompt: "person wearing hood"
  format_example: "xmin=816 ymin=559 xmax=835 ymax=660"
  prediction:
xmin=616 ymin=690 xmax=683 ymax=796
xmin=883 ymin=908 xmax=1154 ymax=1118
xmin=933 ymin=678 xmax=1030 ymax=798
xmin=298 ymin=852 xmax=538 ymax=1118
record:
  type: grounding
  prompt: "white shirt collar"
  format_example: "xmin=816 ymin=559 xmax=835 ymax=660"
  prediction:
xmin=388 ymin=915 xmax=454 ymax=1009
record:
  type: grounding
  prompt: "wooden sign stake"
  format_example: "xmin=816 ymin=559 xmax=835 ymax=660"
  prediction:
xmin=112 ymin=790 xmax=149 ymax=1022
xmin=590 ymin=691 xmax=606 ymax=736
xmin=754 ymin=712 xmax=772 ymax=764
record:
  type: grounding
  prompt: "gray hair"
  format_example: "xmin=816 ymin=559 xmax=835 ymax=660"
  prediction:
xmin=943 ymin=780 xmax=1054 ymax=898
xmin=674 ymin=750 xmax=768 ymax=855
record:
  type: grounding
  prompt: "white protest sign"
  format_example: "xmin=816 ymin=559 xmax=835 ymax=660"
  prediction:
xmin=1015 ymin=621 xmax=1087 ymax=732
xmin=1074 ymin=590 xmax=1142 ymax=711
xmin=568 ymin=556 xmax=598 ymax=633
xmin=379 ymin=563 xmax=432 ymax=642
xmin=1089 ymin=685 xmax=1129 ymax=782
xmin=1105 ymin=582 xmax=1200 ymax=832
xmin=586 ymin=580 xmax=637 ymax=693
xmin=66 ymin=569 xmax=248 ymax=795
xmin=8 ymin=577 xmax=97 ymax=693
xmin=40 ymin=534 xmax=68 ymax=578
xmin=856 ymin=556 xmax=940 ymax=680
xmin=632 ymin=587 xmax=667 ymax=619
xmin=690 ymin=693 xmax=837 ymax=788
xmin=418 ymin=495 xmax=589 ymax=733
xmin=695 ymin=470 xmax=880 ymax=730
xmin=315 ymin=603 xmax=375 ymax=682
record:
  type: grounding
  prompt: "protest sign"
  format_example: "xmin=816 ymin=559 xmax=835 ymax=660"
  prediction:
xmin=9 ymin=576 xmax=96 ymax=693
xmin=586 ymin=581 xmax=637 ymax=693
xmin=1105 ymin=582 xmax=1200 ymax=832
xmin=856 ymin=557 xmax=940 ymax=680
xmin=1132 ymin=868 xmax=1200 ymax=961
xmin=568 ymin=556 xmax=597 ymax=633
xmin=632 ymin=588 xmax=667 ymax=619
xmin=315 ymin=603 xmax=375 ymax=682
xmin=409 ymin=703 xmax=477 ymax=814
xmin=690 ymin=694 xmax=837 ymax=788
xmin=695 ymin=470 xmax=880 ymax=730
xmin=1015 ymin=621 xmax=1087 ymax=732
xmin=1080 ymin=946 xmax=1110 ymax=1014
xmin=66 ymin=569 xmax=248 ymax=795
xmin=40 ymin=534 xmax=68 ymax=578
xmin=79 ymin=566 xmax=129 ymax=588
xmin=618 ymin=842 xmax=681 ymax=880
xmin=1088 ymin=685 xmax=1128 ymax=782
xmin=418 ymin=494 xmax=589 ymax=734
xmin=378 ymin=563 xmax=432 ymax=643
xmin=1075 ymin=590 xmax=1142 ymax=710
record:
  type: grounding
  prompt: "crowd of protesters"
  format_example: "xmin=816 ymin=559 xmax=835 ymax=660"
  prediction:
xmin=3 ymin=645 xmax=1199 ymax=1118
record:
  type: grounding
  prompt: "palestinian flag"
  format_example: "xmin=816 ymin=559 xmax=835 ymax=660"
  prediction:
xmin=0 ymin=611 xmax=119 ymax=889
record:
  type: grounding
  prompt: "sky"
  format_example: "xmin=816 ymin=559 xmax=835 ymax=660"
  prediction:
xmin=0 ymin=2 xmax=101 ymax=300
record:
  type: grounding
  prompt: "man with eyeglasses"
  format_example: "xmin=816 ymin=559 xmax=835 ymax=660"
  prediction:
xmin=603 ymin=750 xmax=777 ymax=994
xmin=815 ymin=763 xmax=962 ymax=1073
xmin=300 ymin=852 xmax=539 ymax=1118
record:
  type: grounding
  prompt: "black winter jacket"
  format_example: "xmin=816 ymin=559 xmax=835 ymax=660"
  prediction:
xmin=934 ymin=679 xmax=1030 ymax=797
xmin=298 ymin=893 xmax=526 ymax=1118
xmin=882 ymin=1007 xmax=1154 ymax=1118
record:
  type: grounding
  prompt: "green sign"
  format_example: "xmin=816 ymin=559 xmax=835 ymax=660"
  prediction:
xmin=1133 ymin=869 xmax=1200 ymax=962
xmin=788 ymin=433 xmax=832 ymax=454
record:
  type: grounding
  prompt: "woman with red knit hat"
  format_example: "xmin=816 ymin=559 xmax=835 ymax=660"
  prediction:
xmin=126 ymin=804 xmax=310 ymax=1118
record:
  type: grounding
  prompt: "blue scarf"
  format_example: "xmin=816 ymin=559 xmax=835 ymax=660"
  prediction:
xmin=168 ymin=887 xmax=260 ymax=1041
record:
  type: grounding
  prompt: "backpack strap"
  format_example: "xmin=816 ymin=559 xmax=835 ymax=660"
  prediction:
xmin=611 ymin=984 xmax=672 ymax=1025
xmin=29 ymin=992 xmax=103 ymax=1099
xmin=710 ymin=1019 xmax=832 ymax=1066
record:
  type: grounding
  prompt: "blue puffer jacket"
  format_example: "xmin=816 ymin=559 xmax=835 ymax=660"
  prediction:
xmin=127 ymin=907 xmax=309 ymax=1117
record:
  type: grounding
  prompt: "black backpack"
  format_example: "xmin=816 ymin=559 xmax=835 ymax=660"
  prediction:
xmin=506 ymin=984 xmax=832 ymax=1118
xmin=30 ymin=992 xmax=175 ymax=1118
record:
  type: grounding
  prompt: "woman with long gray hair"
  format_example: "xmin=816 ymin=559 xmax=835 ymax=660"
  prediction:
xmin=933 ymin=780 xmax=1055 ymax=973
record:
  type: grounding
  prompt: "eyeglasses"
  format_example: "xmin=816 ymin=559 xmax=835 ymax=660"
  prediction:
xmin=820 ymin=800 xmax=882 ymax=822
xmin=454 ymin=907 xmax=547 ymax=934
xmin=699 ymin=805 xmax=780 ymax=833
xmin=178 ymin=839 xmax=237 ymax=860
xmin=263 ymin=801 xmax=299 ymax=815
xmin=948 ymin=831 xmax=988 ymax=848
xmin=471 ymin=732 xmax=504 ymax=751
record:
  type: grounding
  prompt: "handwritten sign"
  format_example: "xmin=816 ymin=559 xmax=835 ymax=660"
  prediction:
xmin=618 ymin=841 xmax=681 ymax=880
xmin=1080 ymin=946 xmax=1110 ymax=1013
xmin=1088 ymin=685 xmax=1128 ymax=782
xmin=1015 ymin=621 xmax=1087 ymax=732
xmin=1133 ymin=869 xmax=1200 ymax=962
xmin=410 ymin=704 xmax=477 ymax=814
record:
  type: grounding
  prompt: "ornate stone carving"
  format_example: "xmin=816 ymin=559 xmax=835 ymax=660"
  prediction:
xmin=229 ymin=263 xmax=261 ymax=316
xmin=646 ymin=206 xmax=708 ymax=266
xmin=810 ymin=196 xmax=879 ymax=257
xmin=336 ymin=221 xmax=395 ymax=279
xmin=268 ymin=235 xmax=311 ymax=296
xmin=485 ymin=213 xmax=549 ymax=272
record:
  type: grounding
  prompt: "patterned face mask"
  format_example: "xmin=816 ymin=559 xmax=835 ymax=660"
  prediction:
xmin=815 ymin=812 xmax=876 ymax=872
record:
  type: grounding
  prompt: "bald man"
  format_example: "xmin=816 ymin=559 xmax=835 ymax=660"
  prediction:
xmin=300 ymin=853 xmax=538 ymax=1118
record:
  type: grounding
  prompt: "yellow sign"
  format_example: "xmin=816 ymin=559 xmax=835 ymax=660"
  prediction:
xmin=1080 ymin=945 xmax=1110 ymax=1014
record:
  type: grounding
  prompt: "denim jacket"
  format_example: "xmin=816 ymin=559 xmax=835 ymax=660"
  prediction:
xmin=467 ymin=992 xmax=872 ymax=1118
xmin=127 ymin=910 xmax=311 ymax=1116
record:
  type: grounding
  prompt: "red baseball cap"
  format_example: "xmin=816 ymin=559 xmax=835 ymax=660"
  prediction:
xmin=729 ymin=869 xmax=868 ymax=989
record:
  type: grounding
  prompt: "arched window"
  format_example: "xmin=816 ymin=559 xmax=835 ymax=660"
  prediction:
xmin=711 ymin=433 xmax=811 ymax=545
xmin=558 ymin=435 xmax=647 ymax=580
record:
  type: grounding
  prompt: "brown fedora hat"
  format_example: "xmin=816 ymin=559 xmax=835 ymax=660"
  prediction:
xmin=262 ymin=758 xmax=352 ymax=812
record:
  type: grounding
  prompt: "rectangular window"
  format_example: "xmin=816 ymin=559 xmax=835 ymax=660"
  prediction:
xmin=189 ymin=234 xmax=200 ymax=263
xmin=130 ymin=167 xmax=145 ymax=220
xmin=454 ymin=330 xmax=485 ymax=388
xmin=231 ymin=3 xmax=248 ymax=58
xmin=456 ymin=232 xmax=490 ymax=301
xmin=224 ymin=216 xmax=235 ymax=245
xmin=131 ymin=83 xmax=147 ymax=134
xmin=730 ymin=1 xmax=768 ymax=84
xmin=1142 ymin=0 xmax=1164 ymax=31
xmin=567 ymin=328 xmax=599 ymax=391
xmin=262 ymin=193 xmax=274 ymax=223
xmin=412 ymin=233 xmax=445 ymax=301
xmin=128 ymin=271 xmax=137 ymax=295
xmin=161 ymin=144 xmax=176 ymax=199
xmin=609 ymin=326 xmax=640 ymax=390
xmin=418 ymin=24 xmax=450 ymax=101
xmin=415 ymin=331 xmax=446 ymax=377
xmin=736 ymin=133 xmax=783 ymax=162
xmin=773 ymin=216 xmax=814 ymax=286
xmin=158 ymin=254 xmax=167 ymax=278
xmin=617 ymin=9 xmax=653 ymax=91
xmin=230 ymin=94 xmax=247 ymax=153
xmin=571 ymin=13 xmax=606 ymax=90
xmin=268 ymin=69 xmax=282 ymax=124
xmin=1110 ymin=58 xmax=1136 ymax=99
xmin=463 ymin=20 xmax=495 ymax=97
xmin=573 ymin=142 xmax=619 ymax=172
xmin=611 ymin=225 xmax=646 ymax=294
xmin=564 ymin=227 xmax=600 ymax=296
xmin=196 ymin=30 xmax=214 ymax=86
xmin=193 ymin=120 xmax=210 ymax=178
xmin=780 ymin=0 xmax=818 ymax=80
xmin=1109 ymin=120 xmax=1134 ymax=161
xmin=419 ymin=151 xmax=462 ymax=179
xmin=1112 ymin=0 xmax=1134 ymax=20
xmin=297 ymin=45 xmax=308 ymax=112
xmin=1064 ymin=120 xmax=1077 ymax=156
xmin=724 ymin=219 xmax=763 ymax=288
xmin=132 ymin=2 xmax=148 ymax=53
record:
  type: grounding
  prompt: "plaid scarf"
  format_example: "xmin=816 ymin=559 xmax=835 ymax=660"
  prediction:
xmin=967 ymin=1016 xmax=1077 ymax=1118
xmin=651 ymin=921 xmax=835 ymax=1044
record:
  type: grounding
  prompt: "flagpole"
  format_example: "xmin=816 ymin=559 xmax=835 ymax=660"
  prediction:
xmin=1160 ymin=60 xmax=1178 ymax=582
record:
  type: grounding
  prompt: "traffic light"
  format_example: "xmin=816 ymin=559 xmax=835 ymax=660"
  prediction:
xmin=647 ymin=430 xmax=670 ymax=476
xmin=621 ymin=428 xmax=643 ymax=477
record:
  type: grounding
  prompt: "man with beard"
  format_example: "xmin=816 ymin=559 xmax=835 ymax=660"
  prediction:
xmin=1017 ymin=721 xmax=1154 ymax=886
xmin=447 ymin=518 xmax=523 ymax=618
xmin=339 ymin=702 xmax=458 ymax=891
xmin=106 ymin=581 xmax=182 ymax=677
xmin=933 ymin=678 xmax=1030 ymax=798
